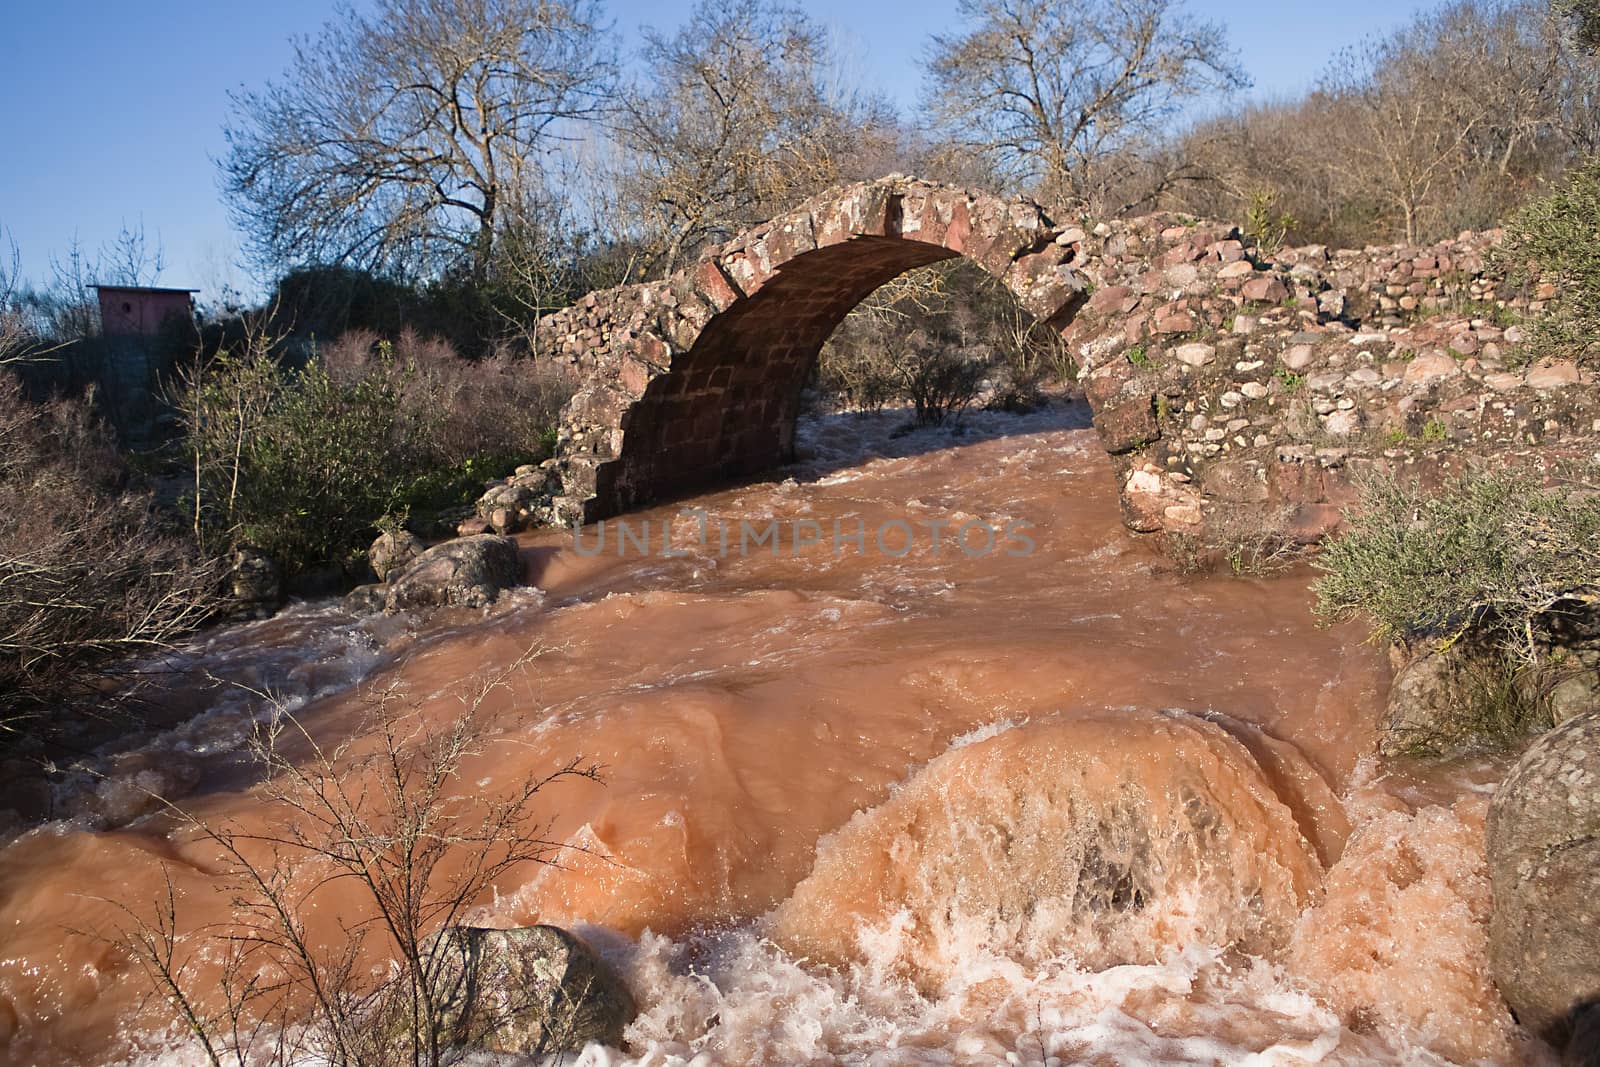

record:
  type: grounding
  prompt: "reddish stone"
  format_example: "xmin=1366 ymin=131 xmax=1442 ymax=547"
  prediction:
xmin=1090 ymin=285 xmax=1133 ymax=313
xmin=693 ymin=260 xmax=740 ymax=312
xmin=1092 ymin=394 xmax=1160 ymax=454
xmin=1202 ymin=460 xmax=1270 ymax=503
xmin=943 ymin=198 xmax=973 ymax=253
xmin=758 ymin=214 xmax=818 ymax=265
xmin=1288 ymin=504 xmax=1345 ymax=542
xmin=1241 ymin=277 xmax=1289 ymax=303
xmin=1083 ymin=361 xmax=1136 ymax=407
xmin=619 ymin=357 xmax=653 ymax=397
xmin=812 ymin=183 xmax=893 ymax=246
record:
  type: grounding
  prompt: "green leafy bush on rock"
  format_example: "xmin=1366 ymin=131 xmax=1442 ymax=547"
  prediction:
xmin=1313 ymin=466 xmax=1600 ymax=752
xmin=1315 ymin=466 xmax=1600 ymax=660
xmin=1500 ymin=158 xmax=1600 ymax=366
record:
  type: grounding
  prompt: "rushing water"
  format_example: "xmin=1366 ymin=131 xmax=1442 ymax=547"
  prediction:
xmin=0 ymin=401 xmax=1552 ymax=1065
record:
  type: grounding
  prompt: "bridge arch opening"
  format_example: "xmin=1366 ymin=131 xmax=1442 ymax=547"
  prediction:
xmin=551 ymin=180 xmax=1094 ymax=521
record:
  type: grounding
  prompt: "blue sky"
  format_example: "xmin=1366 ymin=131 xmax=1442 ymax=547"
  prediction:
xmin=0 ymin=0 xmax=1441 ymax=297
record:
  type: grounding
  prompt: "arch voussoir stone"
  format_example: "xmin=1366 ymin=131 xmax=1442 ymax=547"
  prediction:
xmin=537 ymin=176 xmax=1095 ymax=523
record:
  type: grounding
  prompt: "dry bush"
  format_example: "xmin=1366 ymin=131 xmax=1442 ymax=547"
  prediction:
xmin=0 ymin=373 xmax=218 ymax=751
xmin=318 ymin=329 xmax=568 ymax=467
xmin=1385 ymin=652 xmax=1564 ymax=758
xmin=108 ymin=654 xmax=600 ymax=1067
xmin=0 ymin=232 xmax=31 ymax=364
xmin=1159 ymin=505 xmax=1300 ymax=578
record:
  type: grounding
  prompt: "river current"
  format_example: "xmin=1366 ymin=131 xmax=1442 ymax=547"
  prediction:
xmin=0 ymin=401 xmax=1548 ymax=1065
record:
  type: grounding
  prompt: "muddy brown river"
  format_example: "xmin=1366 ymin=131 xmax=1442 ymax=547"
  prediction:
xmin=0 ymin=403 xmax=1550 ymax=1064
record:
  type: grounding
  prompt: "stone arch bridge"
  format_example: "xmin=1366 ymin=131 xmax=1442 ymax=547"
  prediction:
xmin=506 ymin=176 xmax=1592 ymax=549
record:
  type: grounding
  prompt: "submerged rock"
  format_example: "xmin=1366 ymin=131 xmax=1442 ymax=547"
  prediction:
xmin=422 ymin=924 xmax=635 ymax=1054
xmin=384 ymin=534 xmax=521 ymax=612
xmin=1487 ymin=708 xmax=1600 ymax=1052
xmin=342 ymin=582 xmax=388 ymax=615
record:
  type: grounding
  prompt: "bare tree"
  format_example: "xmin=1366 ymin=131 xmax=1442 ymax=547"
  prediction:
xmin=924 ymin=0 xmax=1247 ymax=215
xmin=1321 ymin=50 xmax=1480 ymax=245
xmin=0 ymin=227 xmax=28 ymax=363
xmin=1169 ymin=0 xmax=1600 ymax=247
xmin=101 ymin=219 xmax=166 ymax=287
xmin=607 ymin=0 xmax=899 ymax=278
xmin=1319 ymin=2 xmax=1568 ymax=243
xmin=222 ymin=0 xmax=617 ymax=282
xmin=0 ymin=374 xmax=220 ymax=747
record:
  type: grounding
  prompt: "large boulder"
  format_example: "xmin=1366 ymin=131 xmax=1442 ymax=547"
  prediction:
xmin=384 ymin=535 xmax=521 ymax=613
xmin=1487 ymin=708 xmax=1600 ymax=1054
xmin=369 ymin=529 xmax=425 ymax=582
xmin=341 ymin=582 xmax=388 ymax=616
xmin=421 ymin=924 xmax=635 ymax=1054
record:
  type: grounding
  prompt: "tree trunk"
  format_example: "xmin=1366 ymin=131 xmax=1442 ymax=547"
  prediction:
xmin=474 ymin=188 xmax=498 ymax=284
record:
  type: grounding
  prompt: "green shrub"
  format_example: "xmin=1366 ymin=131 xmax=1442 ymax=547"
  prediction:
xmin=1500 ymin=159 xmax=1600 ymax=365
xmin=180 ymin=328 xmax=567 ymax=576
xmin=1313 ymin=466 xmax=1600 ymax=664
xmin=1244 ymin=190 xmax=1294 ymax=255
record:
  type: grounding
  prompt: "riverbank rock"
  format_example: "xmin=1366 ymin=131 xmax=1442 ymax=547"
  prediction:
xmin=1382 ymin=597 xmax=1600 ymax=755
xmin=1487 ymin=708 xmax=1600 ymax=1053
xmin=384 ymin=534 xmax=521 ymax=612
xmin=369 ymin=529 xmax=425 ymax=581
xmin=221 ymin=546 xmax=282 ymax=619
xmin=1544 ymin=593 xmax=1600 ymax=726
xmin=1381 ymin=631 xmax=1506 ymax=757
xmin=422 ymin=924 xmax=635 ymax=1054
xmin=476 ymin=460 xmax=562 ymax=535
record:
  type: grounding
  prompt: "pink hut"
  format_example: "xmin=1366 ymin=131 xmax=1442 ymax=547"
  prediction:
xmin=94 ymin=285 xmax=197 ymax=336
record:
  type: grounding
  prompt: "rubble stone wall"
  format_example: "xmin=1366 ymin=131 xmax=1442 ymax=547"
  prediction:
xmin=1066 ymin=214 xmax=1598 ymax=546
